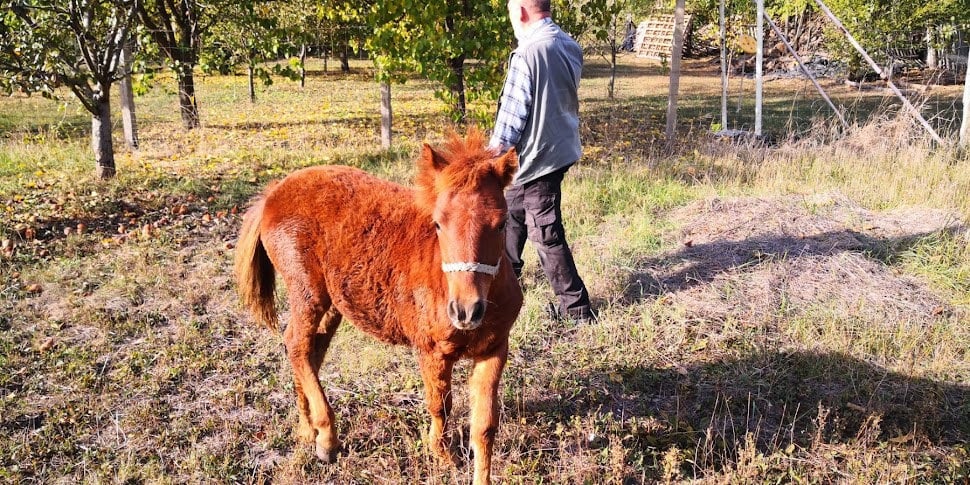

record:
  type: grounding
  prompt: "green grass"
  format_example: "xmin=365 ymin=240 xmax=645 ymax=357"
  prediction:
xmin=1 ymin=56 xmax=968 ymax=483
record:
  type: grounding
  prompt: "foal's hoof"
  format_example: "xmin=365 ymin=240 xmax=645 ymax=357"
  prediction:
xmin=315 ymin=442 xmax=341 ymax=464
xmin=433 ymin=448 xmax=460 ymax=468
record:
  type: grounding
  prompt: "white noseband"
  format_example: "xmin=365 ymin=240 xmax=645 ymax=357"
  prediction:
xmin=441 ymin=262 xmax=500 ymax=276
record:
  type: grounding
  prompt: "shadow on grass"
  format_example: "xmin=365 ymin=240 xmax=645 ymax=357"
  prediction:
xmin=622 ymin=226 xmax=965 ymax=302
xmin=521 ymin=348 xmax=969 ymax=477
xmin=0 ymin=118 xmax=91 ymax=142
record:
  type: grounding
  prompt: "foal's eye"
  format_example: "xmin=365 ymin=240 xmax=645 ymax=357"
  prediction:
xmin=433 ymin=221 xmax=441 ymax=231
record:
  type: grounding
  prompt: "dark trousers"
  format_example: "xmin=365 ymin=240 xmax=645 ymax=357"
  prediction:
xmin=505 ymin=167 xmax=591 ymax=316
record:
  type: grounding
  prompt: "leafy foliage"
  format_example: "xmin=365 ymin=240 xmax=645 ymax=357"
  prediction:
xmin=203 ymin=0 xmax=302 ymax=100
xmin=364 ymin=0 xmax=510 ymax=123
xmin=0 ymin=0 xmax=138 ymax=113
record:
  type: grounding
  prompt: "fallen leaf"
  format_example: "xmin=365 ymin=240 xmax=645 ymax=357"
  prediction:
xmin=39 ymin=337 xmax=55 ymax=352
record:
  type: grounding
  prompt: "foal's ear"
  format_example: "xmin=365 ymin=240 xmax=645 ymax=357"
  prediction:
xmin=491 ymin=148 xmax=518 ymax=187
xmin=421 ymin=143 xmax=449 ymax=172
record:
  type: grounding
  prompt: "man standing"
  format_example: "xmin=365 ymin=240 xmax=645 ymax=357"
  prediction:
xmin=490 ymin=0 xmax=594 ymax=324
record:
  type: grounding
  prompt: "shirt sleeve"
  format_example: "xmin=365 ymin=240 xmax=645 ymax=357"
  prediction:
xmin=489 ymin=53 xmax=533 ymax=152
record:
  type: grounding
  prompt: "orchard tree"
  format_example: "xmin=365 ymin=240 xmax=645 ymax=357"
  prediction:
xmin=136 ymin=0 xmax=232 ymax=129
xmin=580 ymin=0 xmax=642 ymax=99
xmin=204 ymin=0 xmax=300 ymax=102
xmin=273 ymin=0 xmax=330 ymax=85
xmin=0 ymin=0 xmax=138 ymax=179
xmin=368 ymin=0 xmax=509 ymax=123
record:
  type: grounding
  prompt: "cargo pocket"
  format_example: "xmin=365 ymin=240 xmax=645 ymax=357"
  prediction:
xmin=526 ymin=194 xmax=564 ymax=248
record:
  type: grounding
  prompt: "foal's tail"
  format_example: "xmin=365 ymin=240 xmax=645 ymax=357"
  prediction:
xmin=234 ymin=195 xmax=279 ymax=333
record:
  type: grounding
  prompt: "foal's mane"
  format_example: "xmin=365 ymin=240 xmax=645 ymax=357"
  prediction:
xmin=414 ymin=129 xmax=504 ymax=216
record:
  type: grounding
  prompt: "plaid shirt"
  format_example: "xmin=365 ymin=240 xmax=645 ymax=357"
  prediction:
xmin=489 ymin=52 xmax=532 ymax=152
xmin=490 ymin=18 xmax=555 ymax=151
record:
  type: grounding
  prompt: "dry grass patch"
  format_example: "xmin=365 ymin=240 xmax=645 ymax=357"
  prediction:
xmin=2 ymin=56 xmax=969 ymax=483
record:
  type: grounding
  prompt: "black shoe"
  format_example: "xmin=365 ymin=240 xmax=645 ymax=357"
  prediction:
xmin=546 ymin=303 xmax=597 ymax=326
xmin=544 ymin=302 xmax=562 ymax=321
xmin=566 ymin=309 xmax=597 ymax=326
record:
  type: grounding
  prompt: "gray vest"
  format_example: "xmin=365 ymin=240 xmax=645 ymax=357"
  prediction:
xmin=511 ymin=21 xmax=583 ymax=186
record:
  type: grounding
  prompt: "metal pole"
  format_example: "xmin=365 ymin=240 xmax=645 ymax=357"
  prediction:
xmin=755 ymin=0 xmax=764 ymax=136
xmin=719 ymin=0 xmax=727 ymax=129
xmin=764 ymin=14 xmax=848 ymax=129
xmin=961 ymin=61 xmax=970 ymax=147
xmin=812 ymin=0 xmax=943 ymax=144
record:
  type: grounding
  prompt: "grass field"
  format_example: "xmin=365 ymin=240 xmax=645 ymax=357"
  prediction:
xmin=1 ymin=55 xmax=969 ymax=483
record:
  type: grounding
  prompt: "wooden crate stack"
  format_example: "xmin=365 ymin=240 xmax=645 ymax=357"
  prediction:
xmin=635 ymin=14 xmax=692 ymax=60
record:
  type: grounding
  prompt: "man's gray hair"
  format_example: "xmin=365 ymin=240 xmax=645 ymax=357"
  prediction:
xmin=522 ymin=0 xmax=551 ymax=13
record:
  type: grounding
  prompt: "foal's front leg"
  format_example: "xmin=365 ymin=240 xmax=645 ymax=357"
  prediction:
xmin=418 ymin=351 xmax=457 ymax=465
xmin=468 ymin=343 xmax=508 ymax=485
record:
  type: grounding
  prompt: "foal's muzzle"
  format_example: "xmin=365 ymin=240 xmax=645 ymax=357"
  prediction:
xmin=442 ymin=261 xmax=498 ymax=330
xmin=447 ymin=299 xmax=487 ymax=330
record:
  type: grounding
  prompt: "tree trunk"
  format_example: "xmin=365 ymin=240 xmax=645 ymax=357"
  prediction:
xmin=119 ymin=40 xmax=138 ymax=150
xmin=176 ymin=64 xmax=200 ymax=129
xmin=248 ymin=62 xmax=256 ymax=103
xmin=608 ymin=43 xmax=617 ymax=100
xmin=92 ymin=88 xmax=116 ymax=179
xmin=449 ymin=55 xmax=467 ymax=124
xmin=300 ymin=43 xmax=307 ymax=88
xmin=381 ymin=81 xmax=392 ymax=149
xmin=340 ymin=45 xmax=350 ymax=73
xmin=960 ymin=63 xmax=970 ymax=147
xmin=926 ymin=26 xmax=938 ymax=70
xmin=665 ymin=0 xmax=686 ymax=148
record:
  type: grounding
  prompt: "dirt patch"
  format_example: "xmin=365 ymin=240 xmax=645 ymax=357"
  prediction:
xmin=629 ymin=193 xmax=965 ymax=325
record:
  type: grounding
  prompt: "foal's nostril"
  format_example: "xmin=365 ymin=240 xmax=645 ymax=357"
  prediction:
xmin=447 ymin=300 xmax=461 ymax=322
xmin=448 ymin=299 xmax=484 ymax=325
xmin=470 ymin=300 xmax=486 ymax=322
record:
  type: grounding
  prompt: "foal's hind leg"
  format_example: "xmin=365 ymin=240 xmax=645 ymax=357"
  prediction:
xmin=285 ymin=301 xmax=343 ymax=463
